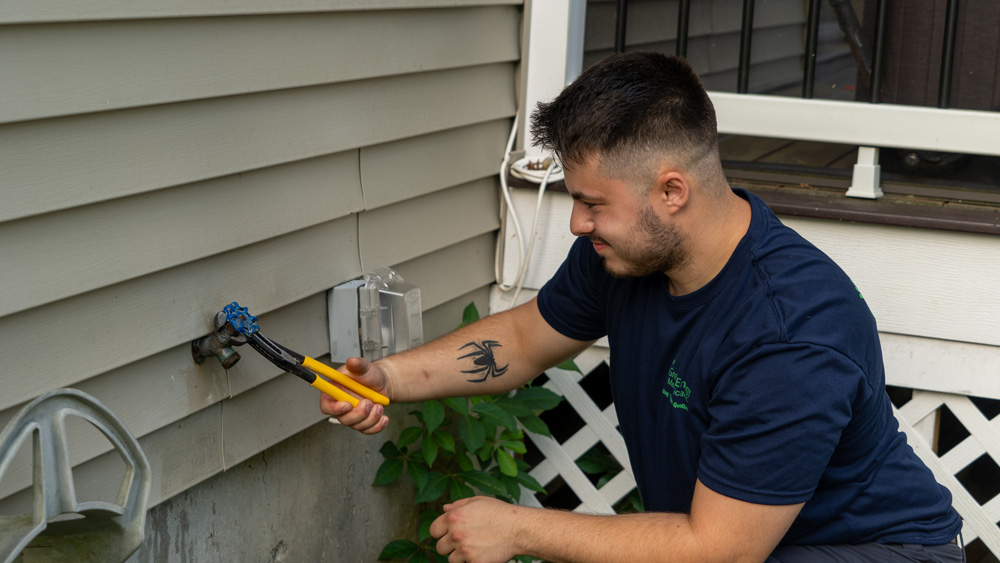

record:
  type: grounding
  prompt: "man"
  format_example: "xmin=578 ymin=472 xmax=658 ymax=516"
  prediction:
xmin=322 ymin=52 xmax=964 ymax=563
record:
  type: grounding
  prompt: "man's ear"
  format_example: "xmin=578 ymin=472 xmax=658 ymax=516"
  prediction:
xmin=652 ymin=169 xmax=689 ymax=216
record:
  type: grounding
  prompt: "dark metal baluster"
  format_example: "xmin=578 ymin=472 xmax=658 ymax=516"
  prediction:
xmin=803 ymin=0 xmax=822 ymax=98
xmin=869 ymin=0 xmax=888 ymax=103
xmin=676 ymin=0 xmax=691 ymax=58
xmin=615 ymin=0 xmax=629 ymax=54
xmin=738 ymin=0 xmax=755 ymax=93
xmin=938 ymin=0 xmax=960 ymax=108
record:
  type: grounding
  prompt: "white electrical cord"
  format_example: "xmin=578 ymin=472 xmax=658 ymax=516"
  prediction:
xmin=494 ymin=119 xmax=563 ymax=309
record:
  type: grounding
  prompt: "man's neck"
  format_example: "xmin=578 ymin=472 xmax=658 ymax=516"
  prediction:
xmin=665 ymin=188 xmax=752 ymax=296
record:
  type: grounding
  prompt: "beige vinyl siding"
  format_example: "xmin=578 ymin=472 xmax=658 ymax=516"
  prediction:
xmin=583 ymin=0 xmax=807 ymax=92
xmin=0 ymin=0 xmax=520 ymax=24
xmin=0 ymin=1 xmax=518 ymax=515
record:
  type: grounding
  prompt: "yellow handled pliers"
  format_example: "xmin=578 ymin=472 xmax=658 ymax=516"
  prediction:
xmin=224 ymin=303 xmax=389 ymax=408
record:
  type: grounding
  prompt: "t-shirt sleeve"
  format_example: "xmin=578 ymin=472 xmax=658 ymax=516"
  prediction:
xmin=697 ymin=342 xmax=867 ymax=505
xmin=536 ymin=237 xmax=608 ymax=341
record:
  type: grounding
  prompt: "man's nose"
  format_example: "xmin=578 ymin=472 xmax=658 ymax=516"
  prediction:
xmin=569 ymin=201 xmax=593 ymax=236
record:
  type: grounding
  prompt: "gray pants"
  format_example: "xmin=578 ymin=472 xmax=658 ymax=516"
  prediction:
xmin=766 ymin=541 xmax=965 ymax=562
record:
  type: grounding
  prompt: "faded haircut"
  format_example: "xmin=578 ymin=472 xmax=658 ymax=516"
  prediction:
xmin=531 ymin=52 xmax=724 ymax=194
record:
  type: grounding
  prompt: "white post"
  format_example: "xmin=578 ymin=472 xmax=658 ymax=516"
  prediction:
xmin=519 ymin=0 xmax=587 ymax=157
xmin=846 ymin=146 xmax=884 ymax=199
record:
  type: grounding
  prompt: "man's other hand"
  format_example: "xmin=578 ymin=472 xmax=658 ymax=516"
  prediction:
xmin=431 ymin=496 xmax=522 ymax=563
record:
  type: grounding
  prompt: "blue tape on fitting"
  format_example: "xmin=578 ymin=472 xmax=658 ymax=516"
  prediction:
xmin=223 ymin=302 xmax=259 ymax=335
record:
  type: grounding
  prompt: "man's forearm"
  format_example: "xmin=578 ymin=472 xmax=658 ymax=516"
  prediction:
xmin=432 ymin=482 xmax=800 ymax=563
xmin=378 ymin=299 xmax=588 ymax=403
xmin=514 ymin=507 xmax=701 ymax=563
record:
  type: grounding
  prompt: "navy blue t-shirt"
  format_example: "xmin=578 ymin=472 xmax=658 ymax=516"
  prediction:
xmin=537 ymin=189 xmax=961 ymax=545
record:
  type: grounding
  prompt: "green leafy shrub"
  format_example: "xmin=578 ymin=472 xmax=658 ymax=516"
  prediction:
xmin=374 ymin=303 xmax=567 ymax=562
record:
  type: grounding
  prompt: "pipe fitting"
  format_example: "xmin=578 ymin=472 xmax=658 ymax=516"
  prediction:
xmin=191 ymin=311 xmax=247 ymax=369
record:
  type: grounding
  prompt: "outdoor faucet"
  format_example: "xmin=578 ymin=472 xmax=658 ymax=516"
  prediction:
xmin=190 ymin=305 xmax=254 ymax=369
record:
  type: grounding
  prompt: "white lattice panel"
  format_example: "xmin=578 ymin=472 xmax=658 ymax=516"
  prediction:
xmin=895 ymin=390 xmax=1000 ymax=557
xmin=519 ymin=346 xmax=637 ymax=514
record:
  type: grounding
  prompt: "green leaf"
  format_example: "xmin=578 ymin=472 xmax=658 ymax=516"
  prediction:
xmin=398 ymin=426 xmax=424 ymax=449
xmin=457 ymin=415 xmax=486 ymax=453
xmin=514 ymin=471 xmax=546 ymax=494
xmin=511 ymin=387 xmax=563 ymax=410
xmin=456 ymin=452 xmax=474 ymax=472
xmin=497 ymin=449 xmax=517 ymax=477
xmin=379 ymin=440 xmax=402 ymax=460
xmin=378 ymin=539 xmax=419 ymax=560
xmin=494 ymin=396 xmax=534 ymax=417
xmin=432 ymin=429 xmax=456 ymax=453
xmin=407 ymin=460 xmax=429 ymax=491
xmin=432 ymin=551 xmax=450 ymax=563
xmin=555 ymin=358 xmax=583 ymax=373
xmin=422 ymin=400 xmax=446 ymax=434
xmin=442 ymin=397 xmax=468 ymax=415
xmin=502 ymin=440 xmax=527 ymax=454
xmin=460 ymin=470 xmax=507 ymax=498
xmin=373 ymin=458 xmax=404 ymax=486
xmin=499 ymin=428 xmax=523 ymax=441
xmin=411 ymin=552 xmax=429 ymax=563
xmin=495 ymin=472 xmax=520 ymax=502
xmin=576 ymin=457 xmax=619 ymax=475
xmin=462 ymin=302 xmax=480 ymax=326
xmin=449 ymin=478 xmax=475 ymax=501
xmin=472 ymin=402 xmax=518 ymax=431
xmin=516 ymin=414 xmax=551 ymax=437
xmin=421 ymin=435 xmax=439 ymax=466
xmin=415 ymin=471 xmax=450 ymax=504
xmin=514 ymin=556 xmax=535 ymax=563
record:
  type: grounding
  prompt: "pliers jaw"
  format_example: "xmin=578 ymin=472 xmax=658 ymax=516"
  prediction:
xmin=246 ymin=332 xmax=318 ymax=385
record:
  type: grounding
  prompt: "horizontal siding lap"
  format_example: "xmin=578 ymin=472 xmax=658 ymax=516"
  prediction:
xmin=1 ymin=62 xmax=516 ymax=224
xmin=0 ymin=0 xmax=522 ymax=24
xmin=391 ymin=232 xmax=497 ymax=310
xmin=0 ymin=151 xmax=364 ymax=318
xmin=421 ymin=286 xmax=493 ymax=340
xmin=0 ymin=216 xmax=362 ymax=413
xmin=361 ymin=118 xmax=512 ymax=210
xmin=0 ymin=7 xmax=520 ymax=124
xmin=222 ymin=371 xmax=331 ymax=468
xmin=358 ymin=177 xmax=501 ymax=271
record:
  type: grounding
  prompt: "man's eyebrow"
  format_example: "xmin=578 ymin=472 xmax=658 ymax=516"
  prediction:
xmin=570 ymin=191 xmax=603 ymax=202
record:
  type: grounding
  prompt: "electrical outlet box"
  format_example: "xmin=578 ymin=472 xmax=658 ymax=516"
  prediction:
xmin=328 ymin=268 xmax=423 ymax=364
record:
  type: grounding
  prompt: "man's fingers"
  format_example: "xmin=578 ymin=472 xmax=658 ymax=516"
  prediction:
xmin=343 ymin=356 xmax=371 ymax=375
xmin=320 ymin=397 xmax=388 ymax=433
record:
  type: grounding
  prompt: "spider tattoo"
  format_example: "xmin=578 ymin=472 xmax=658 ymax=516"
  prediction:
xmin=457 ymin=340 xmax=509 ymax=383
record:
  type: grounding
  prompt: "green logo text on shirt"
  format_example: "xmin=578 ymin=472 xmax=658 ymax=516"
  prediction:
xmin=662 ymin=359 xmax=691 ymax=411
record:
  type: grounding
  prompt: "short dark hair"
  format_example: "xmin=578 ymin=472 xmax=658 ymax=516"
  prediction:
xmin=531 ymin=52 xmax=721 ymax=188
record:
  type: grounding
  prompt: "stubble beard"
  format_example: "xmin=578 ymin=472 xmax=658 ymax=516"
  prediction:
xmin=595 ymin=204 xmax=689 ymax=279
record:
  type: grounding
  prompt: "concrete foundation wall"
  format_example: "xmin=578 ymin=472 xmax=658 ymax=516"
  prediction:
xmin=127 ymin=410 xmax=418 ymax=563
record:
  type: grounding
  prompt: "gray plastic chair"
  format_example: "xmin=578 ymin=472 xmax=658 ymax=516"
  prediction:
xmin=0 ymin=389 xmax=151 ymax=563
